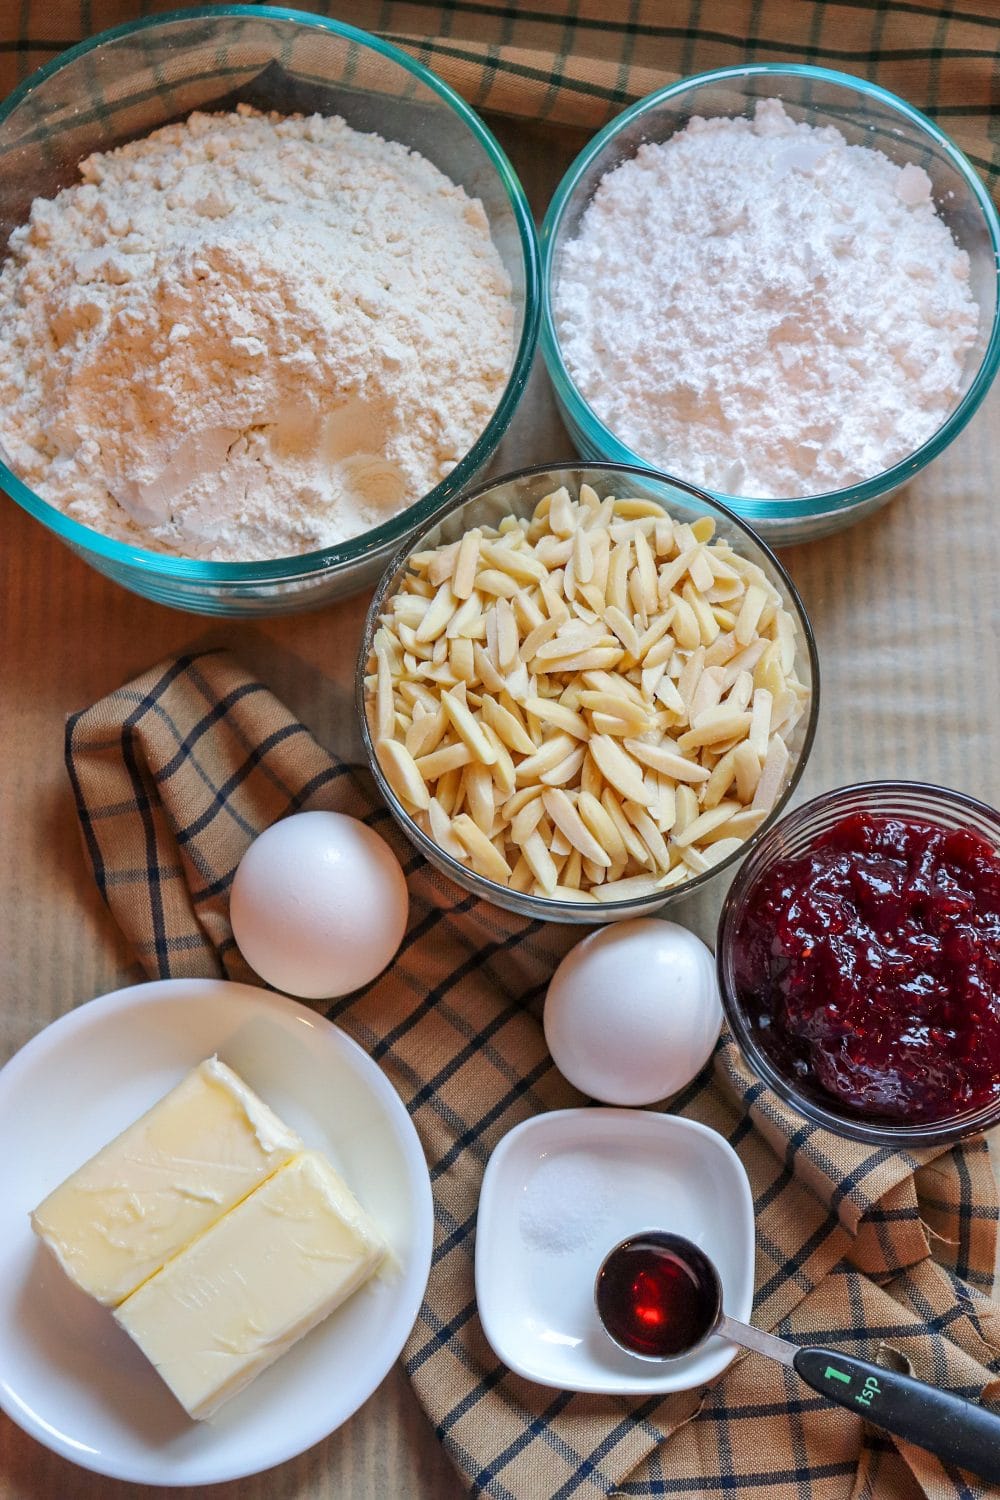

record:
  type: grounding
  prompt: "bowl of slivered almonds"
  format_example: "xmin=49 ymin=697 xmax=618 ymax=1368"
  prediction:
xmin=359 ymin=462 xmax=819 ymax=922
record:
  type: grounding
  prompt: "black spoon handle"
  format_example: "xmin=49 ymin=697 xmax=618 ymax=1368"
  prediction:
xmin=793 ymin=1346 xmax=1000 ymax=1484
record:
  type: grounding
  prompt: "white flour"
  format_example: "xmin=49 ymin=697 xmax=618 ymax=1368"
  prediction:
xmin=556 ymin=99 xmax=979 ymax=499
xmin=0 ymin=107 xmax=513 ymax=561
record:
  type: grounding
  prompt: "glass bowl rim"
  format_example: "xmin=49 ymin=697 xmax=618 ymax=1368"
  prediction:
xmin=716 ymin=777 xmax=1000 ymax=1147
xmin=0 ymin=2 xmax=541 ymax=582
xmin=357 ymin=456 xmax=821 ymax=922
xmin=539 ymin=61 xmax=1000 ymax=527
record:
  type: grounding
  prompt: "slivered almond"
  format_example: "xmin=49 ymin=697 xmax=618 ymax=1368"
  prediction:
xmin=672 ymin=800 xmax=741 ymax=848
xmin=752 ymin=736 xmax=790 ymax=813
xmin=733 ymin=741 xmax=762 ymax=803
xmin=589 ymin=735 xmax=654 ymax=805
xmin=623 ymin=738 xmax=711 ymax=783
xmin=452 ymin=529 xmax=481 ymax=599
xmin=521 ymin=830 xmax=558 ymax=893
xmin=445 ymin=592 xmax=483 ymax=640
xmin=702 ymin=746 xmax=738 ymax=808
xmin=481 ymin=694 xmax=535 ymax=756
xmin=482 ymin=723 xmax=516 ymax=798
xmin=688 ymin=547 xmax=715 ymax=594
xmin=624 ymin=802 xmax=670 ymax=871
xmin=735 ymin=583 xmax=768 ymax=647
xmin=673 ymin=783 xmax=699 ymax=836
xmin=415 ymin=580 xmax=457 ymax=643
xmin=476 ymin=568 xmax=521 ymax=599
xmin=539 ymin=745 xmax=586 ymax=786
xmin=634 ymin=529 xmax=658 ymax=613
xmin=689 ymin=665 xmax=726 ymax=723
xmin=572 ymin=526 xmax=594 ymax=584
xmin=464 ymin=762 xmax=496 ymax=834
xmin=725 ymin=670 xmax=755 ymax=714
xmin=375 ymin=647 xmax=395 ymax=742
xmin=654 ymin=674 xmax=686 ymax=715
xmin=682 ymin=579 xmax=720 ymax=644
xmin=495 ymin=597 xmax=519 ymax=673
xmin=415 ymin=741 xmax=473 ymax=779
xmin=523 ymin=696 xmax=589 ymax=740
xmin=547 ymin=486 xmax=575 ymax=538
xmin=603 ymin=605 xmax=641 ymax=657
xmin=542 ymin=789 xmax=611 ymax=866
xmin=472 ymin=642 xmax=506 ymax=695
xmin=534 ymin=646 xmax=624 ymax=674
xmin=677 ymin=707 xmax=752 ymax=752
xmin=594 ymin=875 xmax=662 ymax=902
xmin=442 ymin=688 xmax=497 ymax=765
xmin=479 ymin=539 xmax=548 ymax=583
xmin=405 ymin=705 xmax=447 ymax=759
xmin=511 ymin=793 xmax=545 ymax=844
xmin=377 ymin=739 xmax=430 ymax=811
xmin=583 ymin=668 xmax=646 ymax=705
xmin=601 ymin=788 xmax=653 ymax=867
xmin=577 ymin=791 xmax=627 ymax=864
xmin=579 ymin=690 xmax=649 ymax=733
xmin=452 ymin=815 xmax=511 ymax=882
xmin=520 ymin=615 xmax=561 ymax=661
xmin=651 ymin=773 xmax=677 ymax=833
xmin=449 ymin=636 xmax=475 ymax=683
xmin=515 ymin=733 xmax=577 ymax=783
xmin=426 ymin=541 xmax=459 ymax=586
xmin=428 ymin=797 xmax=467 ymax=860
xmin=748 ymin=689 xmax=773 ymax=760
xmin=671 ymin=594 xmax=701 ymax=649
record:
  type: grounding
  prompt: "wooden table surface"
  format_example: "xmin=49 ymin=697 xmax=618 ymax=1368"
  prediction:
xmin=2 ymin=110 xmax=999 ymax=1500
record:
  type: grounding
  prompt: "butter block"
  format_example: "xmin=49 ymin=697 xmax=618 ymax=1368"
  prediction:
xmin=31 ymin=1057 xmax=303 ymax=1306
xmin=114 ymin=1150 xmax=387 ymax=1419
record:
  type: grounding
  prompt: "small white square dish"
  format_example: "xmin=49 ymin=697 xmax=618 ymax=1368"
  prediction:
xmin=475 ymin=1108 xmax=754 ymax=1394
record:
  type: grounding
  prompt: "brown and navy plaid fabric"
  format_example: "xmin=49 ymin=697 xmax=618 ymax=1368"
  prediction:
xmin=66 ymin=650 xmax=1000 ymax=1500
xmin=2 ymin=2 xmax=998 ymax=194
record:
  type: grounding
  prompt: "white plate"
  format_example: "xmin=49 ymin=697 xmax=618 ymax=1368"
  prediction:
xmin=475 ymin=1108 xmax=754 ymax=1394
xmin=0 ymin=979 xmax=433 ymax=1485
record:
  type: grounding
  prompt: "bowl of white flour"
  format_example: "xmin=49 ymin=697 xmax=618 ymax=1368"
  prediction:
xmin=0 ymin=9 xmax=540 ymax=614
xmin=541 ymin=65 xmax=1000 ymax=547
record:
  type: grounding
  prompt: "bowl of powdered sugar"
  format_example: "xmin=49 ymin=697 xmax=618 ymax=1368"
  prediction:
xmin=541 ymin=65 xmax=1000 ymax=546
xmin=0 ymin=8 xmax=539 ymax=613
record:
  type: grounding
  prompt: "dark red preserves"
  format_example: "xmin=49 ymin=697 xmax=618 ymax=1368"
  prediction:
xmin=731 ymin=813 xmax=1000 ymax=1122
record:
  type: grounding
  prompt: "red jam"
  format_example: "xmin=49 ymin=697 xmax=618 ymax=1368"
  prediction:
xmin=731 ymin=813 xmax=1000 ymax=1122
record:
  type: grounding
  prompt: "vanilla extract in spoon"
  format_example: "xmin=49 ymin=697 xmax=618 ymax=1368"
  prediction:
xmin=595 ymin=1231 xmax=1000 ymax=1485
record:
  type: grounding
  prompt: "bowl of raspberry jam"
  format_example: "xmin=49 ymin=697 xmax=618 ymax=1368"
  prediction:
xmin=717 ymin=782 xmax=1000 ymax=1146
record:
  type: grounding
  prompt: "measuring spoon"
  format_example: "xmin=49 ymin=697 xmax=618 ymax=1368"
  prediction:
xmin=594 ymin=1231 xmax=1000 ymax=1485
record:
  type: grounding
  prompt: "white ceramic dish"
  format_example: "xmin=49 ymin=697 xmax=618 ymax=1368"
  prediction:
xmin=0 ymin=979 xmax=434 ymax=1485
xmin=475 ymin=1108 xmax=754 ymax=1394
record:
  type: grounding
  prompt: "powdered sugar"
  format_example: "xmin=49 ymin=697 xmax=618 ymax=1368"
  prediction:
xmin=555 ymin=99 xmax=979 ymax=499
xmin=0 ymin=107 xmax=513 ymax=561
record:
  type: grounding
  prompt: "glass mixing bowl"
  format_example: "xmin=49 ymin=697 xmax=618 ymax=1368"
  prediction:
xmin=540 ymin=65 xmax=1000 ymax=548
xmin=358 ymin=461 xmax=820 ymax=924
xmin=717 ymin=781 xmax=1000 ymax=1147
xmin=0 ymin=6 xmax=539 ymax=615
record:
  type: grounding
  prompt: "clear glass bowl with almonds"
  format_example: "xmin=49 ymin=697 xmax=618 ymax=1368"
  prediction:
xmin=358 ymin=463 xmax=819 ymax=923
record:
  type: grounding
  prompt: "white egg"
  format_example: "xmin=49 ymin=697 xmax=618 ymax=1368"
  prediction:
xmin=230 ymin=811 xmax=409 ymax=1000
xmin=543 ymin=918 xmax=722 ymax=1106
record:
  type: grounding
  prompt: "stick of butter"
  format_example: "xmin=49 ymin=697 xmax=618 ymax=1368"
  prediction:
xmin=114 ymin=1150 xmax=387 ymax=1419
xmin=31 ymin=1057 xmax=302 ymax=1306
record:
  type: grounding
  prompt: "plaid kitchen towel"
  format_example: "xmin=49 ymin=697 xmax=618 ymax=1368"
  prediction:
xmin=66 ymin=650 xmax=1000 ymax=1500
xmin=1 ymin=1 xmax=997 ymax=194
